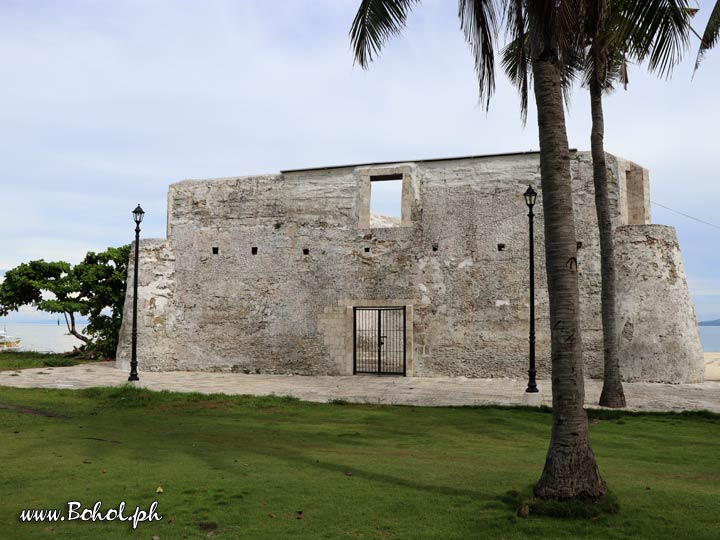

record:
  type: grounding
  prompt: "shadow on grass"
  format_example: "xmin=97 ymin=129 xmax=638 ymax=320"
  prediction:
xmin=259 ymin=445 xmax=483 ymax=500
xmin=69 ymin=386 xmax=489 ymax=500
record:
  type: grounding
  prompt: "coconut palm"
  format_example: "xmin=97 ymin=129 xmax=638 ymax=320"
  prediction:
xmin=581 ymin=0 xmax=694 ymax=408
xmin=501 ymin=0 xmax=694 ymax=409
xmin=350 ymin=0 xmax=607 ymax=500
xmin=695 ymin=1 xmax=720 ymax=68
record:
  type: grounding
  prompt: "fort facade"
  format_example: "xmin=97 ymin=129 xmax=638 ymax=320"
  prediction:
xmin=117 ymin=151 xmax=705 ymax=383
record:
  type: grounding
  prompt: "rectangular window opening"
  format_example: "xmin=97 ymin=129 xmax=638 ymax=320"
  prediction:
xmin=370 ymin=174 xmax=403 ymax=228
xmin=432 ymin=242 xmax=439 ymax=252
xmin=497 ymin=243 xmax=505 ymax=252
xmin=251 ymin=247 xmax=258 ymax=255
xmin=212 ymin=247 xmax=219 ymax=255
xmin=302 ymin=248 xmax=309 ymax=255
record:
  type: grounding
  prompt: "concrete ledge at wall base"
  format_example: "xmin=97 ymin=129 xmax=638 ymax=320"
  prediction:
xmin=615 ymin=224 xmax=705 ymax=384
xmin=5 ymin=362 xmax=720 ymax=413
xmin=521 ymin=391 xmax=544 ymax=407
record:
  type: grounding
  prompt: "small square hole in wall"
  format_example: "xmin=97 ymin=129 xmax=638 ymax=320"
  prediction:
xmin=432 ymin=243 xmax=439 ymax=252
xmin=497 ymin=243 xmax=506 ymax=252
xmin=303 ymin=248 xmax=309 ymax=255
xmin=364 ymin=247 xmax=370 ymax=253
xmin=212 ymin=247 xmax=219 ymax=255
xmin=577 ymin=241 xmax=583 ymax=249
xmin=251 ymin=247 xmax=258 ymax=255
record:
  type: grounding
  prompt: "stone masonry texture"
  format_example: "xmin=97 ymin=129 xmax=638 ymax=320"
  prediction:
xmin=116 ymin=151 xmax=704 ymax=383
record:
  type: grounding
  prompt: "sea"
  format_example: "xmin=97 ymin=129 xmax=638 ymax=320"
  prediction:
xmin=2 ymin=322 xmax=720 ymax=354
xmin=699 ymin=326 xmax=720 ymax=352
xmin=2 ymin=323 xmax=89 ymax=354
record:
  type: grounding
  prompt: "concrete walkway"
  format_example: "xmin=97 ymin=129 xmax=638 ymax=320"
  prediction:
xmin=1 ymin=359 xmax=719 ymax=413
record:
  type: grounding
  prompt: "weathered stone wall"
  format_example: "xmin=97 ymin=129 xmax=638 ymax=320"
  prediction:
xmin=615 ymin=225 xmax=704 ymax=383
xmin=116 ymin=151 xmax=702 ymax=382
xmin=116 ymin=239 xmax=176 ymax=372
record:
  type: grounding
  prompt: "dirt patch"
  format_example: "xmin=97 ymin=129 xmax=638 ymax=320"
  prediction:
xmin=0 ymin=402 xmax=68 ymax=418
xmin=198 ymin=521 xmax=218 ymax=531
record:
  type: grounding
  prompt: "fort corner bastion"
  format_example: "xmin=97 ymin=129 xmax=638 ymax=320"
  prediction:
xmin=116 ymin=151 xmax=705 ymax=383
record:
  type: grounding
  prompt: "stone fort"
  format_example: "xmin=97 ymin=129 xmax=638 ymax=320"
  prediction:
xmin=116 ymin=151 xmax=704 ymax=383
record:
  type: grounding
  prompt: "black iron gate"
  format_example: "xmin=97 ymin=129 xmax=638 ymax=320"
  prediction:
xmin=353 ymin=307 xmax=406 ymax=375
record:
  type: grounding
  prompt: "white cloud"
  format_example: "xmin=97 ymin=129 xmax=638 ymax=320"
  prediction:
xmin=0 ymin=0 xmax=719 ymax=319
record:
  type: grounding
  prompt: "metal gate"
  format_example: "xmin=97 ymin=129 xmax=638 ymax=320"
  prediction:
xmin=353 ymin=306 xmax=406 ymax=375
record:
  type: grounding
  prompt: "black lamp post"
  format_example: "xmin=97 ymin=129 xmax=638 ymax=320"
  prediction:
xmin=129 ymin=204 xmax=145 ymax=382
xmin=523 ymin=186 xmax=538 ymax=393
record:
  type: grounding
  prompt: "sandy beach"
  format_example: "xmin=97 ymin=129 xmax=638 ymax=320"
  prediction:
xmin=705 ymin=352 xmax=720 ymax=380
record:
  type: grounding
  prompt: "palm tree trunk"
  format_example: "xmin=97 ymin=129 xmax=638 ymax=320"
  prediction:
xmin=531 ymin=49 xmax=607 ymax=501
xmin=590 ymin=80 xmax=626 ymax=409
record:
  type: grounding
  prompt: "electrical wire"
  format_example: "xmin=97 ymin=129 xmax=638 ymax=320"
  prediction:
xmin=651 ymin=201 xmax=720 ymax=231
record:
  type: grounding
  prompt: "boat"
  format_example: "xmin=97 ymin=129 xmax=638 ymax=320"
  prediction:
xmin=0 ymin=328 xmax=21 ymax=352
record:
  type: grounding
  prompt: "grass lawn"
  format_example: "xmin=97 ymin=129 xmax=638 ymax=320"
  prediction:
xmin=0 ymin=351 xmax=89 ymax=371
xmin=0 ymin=386 xmax=718 ymax=540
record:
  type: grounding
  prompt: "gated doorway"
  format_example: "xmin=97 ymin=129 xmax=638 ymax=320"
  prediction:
xmin=353 ymin=306 xmax=406 ymax=375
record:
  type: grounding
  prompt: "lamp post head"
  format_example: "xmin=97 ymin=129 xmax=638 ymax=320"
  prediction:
xmin=523 ymin=185 xmax=537 ymax=208
xmin=133 ymin=204 xmax=145 ymax=225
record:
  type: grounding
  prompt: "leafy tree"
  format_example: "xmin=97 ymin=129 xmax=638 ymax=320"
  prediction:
xmin=0 ymin=260 xmax=87 ymax=343
xmin=74 ymin=245 xmax=130 ymax=357
xmin=350 ymin=0 xmax=606 ymax=500
xmin=0 ymin=245 xmax=130 ymax=357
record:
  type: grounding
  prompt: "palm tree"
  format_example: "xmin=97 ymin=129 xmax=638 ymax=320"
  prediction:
xmin=582 ymin=0 xmax=693 ymax=408
xmin=583 ymin=2 xmax=628 ymax=410
xmin=501 ymin=1 xmax=693 ymax=409
xmin=695 ymin=1 xmax=720 ymax=68
xmin=350 ymin=0 xmax=607 ymax=500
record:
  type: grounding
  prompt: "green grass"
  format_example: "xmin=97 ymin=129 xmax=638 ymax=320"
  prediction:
xmin=0 ymin=385 xmax=718 ymax=539
xmin=0 ymin=351 xmax=86 ymax=371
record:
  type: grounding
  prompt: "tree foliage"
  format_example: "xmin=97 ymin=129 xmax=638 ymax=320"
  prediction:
xmin=75 ymin=245 xmax=131 ymax=357
xmin=0 ymin=245 xmax=130 ymax=358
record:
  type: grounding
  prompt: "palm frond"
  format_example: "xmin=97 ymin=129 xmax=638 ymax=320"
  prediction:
xmin=618 ymin=56 xmax=629 ymax=89
xmin=349 ymin=0 xmax=420 ymax=69
xmin=526 ymin=0 xmax=584 ymax=60
xmin=695 ymin=0 xmax=720 ymax=70
xmin=502 ymin=0 xmax=585 ymax=121
xmin=560 ymin=43 xmax=583 ymax=103
xmin=580 ymin=46 xmax=628 ymax=93
xmin=458 ymin=0 xmax=500 ymax=110
xmin=501 ymin=34 xmax=531 ymax=123
xmin=502 ymin=0 xmax=529 ymax=122
xmin=618 ymin=0 xmax=694 ymax=79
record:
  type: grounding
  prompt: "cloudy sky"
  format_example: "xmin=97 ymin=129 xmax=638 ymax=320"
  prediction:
xmin=1 ymin=0 xmax=718 ymax=323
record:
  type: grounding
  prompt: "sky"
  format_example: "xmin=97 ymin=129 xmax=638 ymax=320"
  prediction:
xmin=0 ymin=0 xmax=718 ymax=323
